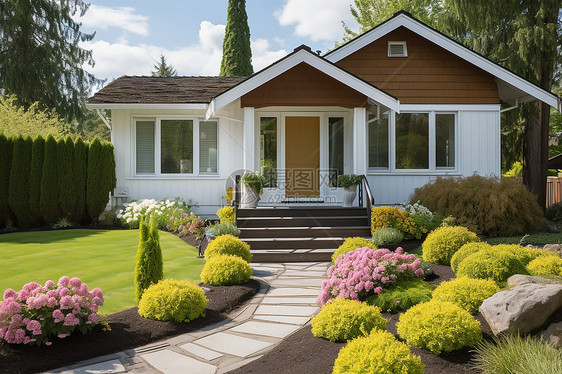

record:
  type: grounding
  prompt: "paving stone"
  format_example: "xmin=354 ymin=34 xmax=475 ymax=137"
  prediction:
xmin=179 ymin=343 xmax=223 ymax=361
xmin=261 ymin=296 xmax=319 ymax=304
xmin=253 ymin=315 xmax=310 ymax=325
xmin=194 ymin=332 xmax=274 ymax=358
xmin=269 ymin=278 xmax=323 ymax=287
xmin=252 ymin=269 xmax=278 ymax=278
xmin=267 ymin=288 xmax=321 ymax=296
xmin=141 ymin=350 xmax=216 ymax=374
xmin=282 ymin=270 xmax=326 ymax=277
xmin=216 ymin=355 xmax=262 ymax=374
xmin=53 ymin=359 xmax=126 ymax=374
xmin=229 ymin=321 xmax=301 ymax=338
xmin=254 ymin=305 xmax=319 ymax=316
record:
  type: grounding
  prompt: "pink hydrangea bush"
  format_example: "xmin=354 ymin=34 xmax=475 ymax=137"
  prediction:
xmin=0 ymin=276 xmax=104 ymax=346
xmin=318 ymin=247 xmax=424 ymax=305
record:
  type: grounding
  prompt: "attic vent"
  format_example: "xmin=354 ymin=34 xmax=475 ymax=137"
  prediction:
xmin=388 ymin=41 xmax=407 ymax=57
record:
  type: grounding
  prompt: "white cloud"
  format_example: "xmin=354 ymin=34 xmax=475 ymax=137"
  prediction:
xmin=77 ymin=5 xmax=149 ymax=36
xmin=84 ymin=22 xmax=287 ymax=84
xmin=276 ymin=0 xmax=358 ymax=42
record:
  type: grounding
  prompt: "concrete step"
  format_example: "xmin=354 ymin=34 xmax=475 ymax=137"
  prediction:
xmin=237 ymin=216 xmax=369 ymax=228
xmin=237 ymin=207 xmax=369 ymax=218
xmin=244 ymin=237 xmax=345 ymax=250
xmin=239 ymin=226 xmax=371 ymax=239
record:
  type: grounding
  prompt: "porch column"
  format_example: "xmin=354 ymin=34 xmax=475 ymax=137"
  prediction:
xmin=353 ymin=107 xmax=367 ymax=175
xmin=243 ymin=107 xmax=255 ymax=171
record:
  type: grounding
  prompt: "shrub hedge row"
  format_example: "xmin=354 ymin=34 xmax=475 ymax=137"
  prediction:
xmin=0 ymin=133 xmax=115 ymax=227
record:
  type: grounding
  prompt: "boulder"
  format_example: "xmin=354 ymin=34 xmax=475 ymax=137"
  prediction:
xmin=544 ymin=244 xmax=562 ymax=255
xmin=507 ymin=274 xmax=558 ymax=287
xmin=479 ymin=283 xmax=562 ymax=336
xmin=540 ymin=321 xmax=562 ymax=348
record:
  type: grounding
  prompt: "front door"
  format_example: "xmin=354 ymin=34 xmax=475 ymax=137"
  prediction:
xmin=285 ymin=116 xmax=320 ymax=198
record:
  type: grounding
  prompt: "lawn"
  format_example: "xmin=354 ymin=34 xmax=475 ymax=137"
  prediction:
xmin=485 ymin=232 xmax=562 ymax=245
xmin=0 ymin=229 xmax=205 ymax=314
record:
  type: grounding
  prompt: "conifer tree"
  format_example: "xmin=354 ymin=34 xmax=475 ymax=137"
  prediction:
xmin=134 ymin=217 xmax=164 ymax=301
xmin=8 ymin=136 xmax=33 ymax=227
xmin=40 ymin=135 xmax=61 ymax=223
xmin=71 ymin=137 xmax=88 ymax=223
xmin=86 ymin=138 xmax=106 ymax=221
xmin=58 ymin=136 xmax=75 ymax=219
xmin=0 ymin=134 xmax=14 ymax=226
xmin=29 ymin=135 xmax=45 ymax=225
xmin=151 ymin=55 xmax=177 ymax=77
xmin=102 ymin=142 xmax=117 ymax=201
xmin=220 ymin=0 xmax=253 ymax=76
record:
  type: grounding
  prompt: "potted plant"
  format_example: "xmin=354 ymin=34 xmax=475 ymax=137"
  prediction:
xmin=337 ymin=174 xmax=363 ymax=207
xmin=240 ymin=172 xmax=265 ymax=208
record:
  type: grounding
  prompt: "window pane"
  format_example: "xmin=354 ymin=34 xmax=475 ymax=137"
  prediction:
xmin=260 ymin=117 xmax=277 ymax=188
xmin=436 ymin=114 xmax=455 ymax=168
xmin=395 ymin=113 xmax=429 ymax=169
xmin=200 ymin=121 xmax=218 ymax=174
xmin=136 ymin=120 xmax=155 ymax=174
xmin=161 ymin=120 xmax=193 ymax=174
xmin=369 ymin=111 xmax=389 ymax=169
xmin=329 ymin=117 xmax=344 ymax=187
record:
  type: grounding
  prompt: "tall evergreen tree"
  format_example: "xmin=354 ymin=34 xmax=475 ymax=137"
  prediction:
xmin=220 ymin=0 xmax=253 ymax=76
xmin=58 ymin=136 xmax=74 ymax=219
xmin=86 ymin=138 xmax=107 ymax=222
xmin=151 ymin=55 xmax=177 ymax=77
xmin=8 ymin=136 xmax=33 ymax=227
xmin=71 ymin=137 xmax=88 ymax=223
xmin=29 ymin=135 xmax=45 ymax=225
xmin=40 ymin=135 xmax=61 ymax=223
xmin=0 ymin=134 xmax=13 ymax=227
xmin=102 ymin=142 xmax=117 ymax=199
xmin=0 ymin=0 xmax=102 ymax=121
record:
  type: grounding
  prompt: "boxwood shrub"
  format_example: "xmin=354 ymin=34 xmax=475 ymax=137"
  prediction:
xmin=450 ymin=242 xmax=492 ymax=273
xmin=432 ymin=277 xmax=499 ymax=314
xmin=200 ymin=255 xmax=252 ymax=286
xmin=493 ymin=244 xmax=549 ymax=266
xmin=396 ymin=300 xmax=482 ymax=354
xmin=422 ymin=226 xmax=479 ymax=265
xmin=311 ymin=298 xmax=386 ymax=342
xmin=365 ymin=277 xmax=434 ymax=313
xmin=456 ymin=248 xmax=528 ymax=284
xmin=332 ymin=330 xmax=424 ymax=374
xmin=204 ymin=234 xmax=252 ymax=263
xmin=527 ymin=255 xmax=562 ymax=277
xmin=331 ymin=237 xmax=376 ymax=263
xmin=138 ymin=279 xmax=207 ymax=322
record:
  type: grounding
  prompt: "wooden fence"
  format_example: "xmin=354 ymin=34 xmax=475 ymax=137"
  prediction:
xmin=547 ymin=177 xmax=562 ymax=207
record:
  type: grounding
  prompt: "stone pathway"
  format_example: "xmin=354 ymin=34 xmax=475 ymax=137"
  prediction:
xmin=46 ymin=262 xmax=328 ymax=374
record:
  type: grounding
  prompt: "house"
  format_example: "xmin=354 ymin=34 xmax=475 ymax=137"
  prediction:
xmin=87 ymin=11 xmax=559 ymax=218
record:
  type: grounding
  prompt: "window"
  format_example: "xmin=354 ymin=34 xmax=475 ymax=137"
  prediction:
xmin=436 ymin=114 xmax=455 ymax=168
xmin=368 ymin=110 xmax=389 ymax=169
xmin=135 ymin=118 xmax=218 ymax=176
xmin=329 ymin=117 xmax=344 ymax=187
xmin=395 ymin=113 xmax=429 ymax=169
xmin=388 ymin=41 xmax=407 ymax=57
xmin=260 ymin=117 xmax=277 ymax=188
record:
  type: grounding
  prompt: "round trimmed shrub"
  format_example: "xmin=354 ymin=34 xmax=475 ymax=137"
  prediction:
xmin=422 ymin=226 xmax=479 ymax=265
xmin=331 ymin=237 xmax=376 ymax=262
xmin=366 ymin=278 xmax=434 ymax=313
xmin=138 ymin=279 xmax=207 ymax=322
xmin=200 ymin=255 xmax=252 ymax=286
xmin=372 ymin=227 xmax=405 ymax=247
xmin=493 ymin=244 xmax=549 ymax=266
xmin=396 ymin=300 xmax=482 ymax=354
xmin=432 ymin=277 xmax=499 ymax=314
xmin=216 ymin=206 xmax=235 ymax=224
xmin=456 ymin=248 xmax=528 ymax=284
xmin=451 ymin=242 xmax=492 ymax=273
xmin=311 ymin=298 xmax=386 ymax=342
xmin=527 ymin=255 xmax=562 ymax=277
xmin=332 ymin=330 xmax=424 ymax=374
xmin=204 ymin=234 xmax=252 ymax=262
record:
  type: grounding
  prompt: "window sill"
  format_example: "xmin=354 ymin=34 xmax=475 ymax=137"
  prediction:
xmin=367 ymin=171 xmax=461 ymax=177
xmin=127 ymin=175 xmax=223 ymax=180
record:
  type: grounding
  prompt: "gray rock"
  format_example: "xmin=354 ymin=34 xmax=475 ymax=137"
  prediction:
xmin=479 ymin=283 xmax=562 ymax=336
xmin=507 ymin=274 xmax=557 ymax=287
xmin=540 ymin=321 xmax=562 ymax=348
xmin=544 ymin=244 xmax=562 ymax=255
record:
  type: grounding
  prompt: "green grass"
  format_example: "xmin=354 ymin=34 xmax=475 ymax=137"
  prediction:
xmin=485 ymin=232 xmax=562 ymax=245
xmin=0 ymin=229 xmax=205 ymax=314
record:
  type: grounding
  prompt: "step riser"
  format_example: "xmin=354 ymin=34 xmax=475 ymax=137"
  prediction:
xmin=237 ymin=208 xmax=368 ymax=218
xmin=252 ymin=252 xmax=333 ymax=263
xmin=238 ymin=218 xmax=369 ymax=228
xmin=246 ymin=239 xmax=344 ymax=250
xmin=240 ymin=228 xmax=371 ymax=239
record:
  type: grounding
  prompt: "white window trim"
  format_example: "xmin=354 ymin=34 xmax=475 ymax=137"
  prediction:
xmin=131 ymin=116 xmax=219 ymax=179
xmin=368 ymin=110 xmax=459 ymax=175
xmin=387 ymin=41 xmax=407 ymax=57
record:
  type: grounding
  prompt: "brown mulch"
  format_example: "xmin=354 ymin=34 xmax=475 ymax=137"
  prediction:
xmin=0 ymin=280 xmax=261 ymax=374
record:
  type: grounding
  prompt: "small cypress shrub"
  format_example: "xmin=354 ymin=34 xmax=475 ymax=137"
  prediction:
xmin=86 ymin=138 xmax=106 ymax=222
xmin=527 ymin=255 xmax=562 ymax=277
xmin=71 ymin=138 xmax=88 ymax=223
xmin=0 ymin=134 xmax=14 ymax=226
xmin=58 ymin=136 xmax=74 ymax=219
xmin=8 ymin=136 xmax=33 ymax=227
xmin=200 ymin=255 xmax=252 ymax=286
xmin=422 ymin=226 xmax=479 ymax=265
xmin=28 ymin=135 xmax=45 ymax=226
xmin=102 ymin=141 xmax=116 ymax=197
xmin=40 ymin=135 xmax=61 ymax=223
xmin=456 ymin=248 xmax=528 ymax=284
xmin=135 ymin=218 xmax=164 ymax=301
xmin=204 ymin=234 xmax=252 ymax=262
xmin=451 ymin=242 xmax=492 ymax=273
xmin=432 ymin=277 xmax=500 ymax=314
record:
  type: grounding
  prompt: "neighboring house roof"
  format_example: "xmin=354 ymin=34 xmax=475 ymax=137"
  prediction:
xmin=87 ymin=76 xmax=246 ymax=107
xmin=549 ymin=153 xmax=562 ymax=170
xmin=325 ymin=11 xmax=559 ymax=109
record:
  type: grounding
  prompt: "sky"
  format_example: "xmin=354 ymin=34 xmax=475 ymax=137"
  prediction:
xmin=76 ymin=0 xmax=360 ymax=89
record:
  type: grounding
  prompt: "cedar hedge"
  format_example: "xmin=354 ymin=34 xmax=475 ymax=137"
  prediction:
xmin=28 ymin=135 xmax=45 ymax=226
xmin=8 ymin=136 xmax=33 ymax=227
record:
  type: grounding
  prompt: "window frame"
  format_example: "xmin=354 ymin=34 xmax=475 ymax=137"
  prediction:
xmin=132 ymin=116 xmax=219 ymax=178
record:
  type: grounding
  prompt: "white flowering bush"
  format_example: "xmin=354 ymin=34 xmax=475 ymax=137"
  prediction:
xmin=400 ymin=201 xmax=442 ymax=238
xmin=117 ymin=198 xmax=194 ymax=229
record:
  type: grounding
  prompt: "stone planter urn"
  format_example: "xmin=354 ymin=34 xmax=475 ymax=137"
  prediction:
xmin=343 ymin=186 xmax=357 ymax=207
xmin=240 ymin=184 xmax=260 ymax=208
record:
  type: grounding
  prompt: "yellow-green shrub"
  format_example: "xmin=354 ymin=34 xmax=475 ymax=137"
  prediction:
xmin=204 ymin=234 xmax=252 ymax=262
xmin=311 ymin=298 xmax=386 ymax=342
xmin=200 ymin=255 xmax=252 ymax=286
xmin=456 ymin=248 xmax=528 ymax=284
xmin=451 ymin=242 xmax=491 ymax=273
xmin=493 ymin=244 xmax=550 ymax=266
xmin=371 ymin=206 xmax=418 ymax=237
xmin=332 ymin=330 xmax=424 ymax=374
xmin=216 ymin=206 xmax=234 ymax=224
xmin=422 ymin=226 xmax=479 ymax=265
xmin=396 ymin=300 xmax=482 ymax=354
xmin=138 ymin=279 xmax=208 ymax=322
xmin=331 ymin=237 xmax=376 ymax=262
xmin=432 ymin=277 xmax=499 ymax=314
xmin=527 ymin=255 xmax=562 ymax=277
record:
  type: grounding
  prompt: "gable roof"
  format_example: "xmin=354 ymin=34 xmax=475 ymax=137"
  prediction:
xmin=325 ymin=11 xmax=559 ymax=109
xmin=206 ymin=45 xmax=400 ymax=118
xmin=87 ymin=76 xmax=245 ymax=108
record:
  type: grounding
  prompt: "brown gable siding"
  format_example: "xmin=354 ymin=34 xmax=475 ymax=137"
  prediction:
xmin=335 ymin=27 xmax=500 ymax=104
xmin=241 ymin=63 xmax=368 ymax=108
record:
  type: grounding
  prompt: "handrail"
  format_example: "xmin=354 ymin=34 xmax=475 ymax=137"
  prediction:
xmin=359 ymin=175 xmax=374 ymax=213
xmin=233 ymin=174 xmax=241 ymax=221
